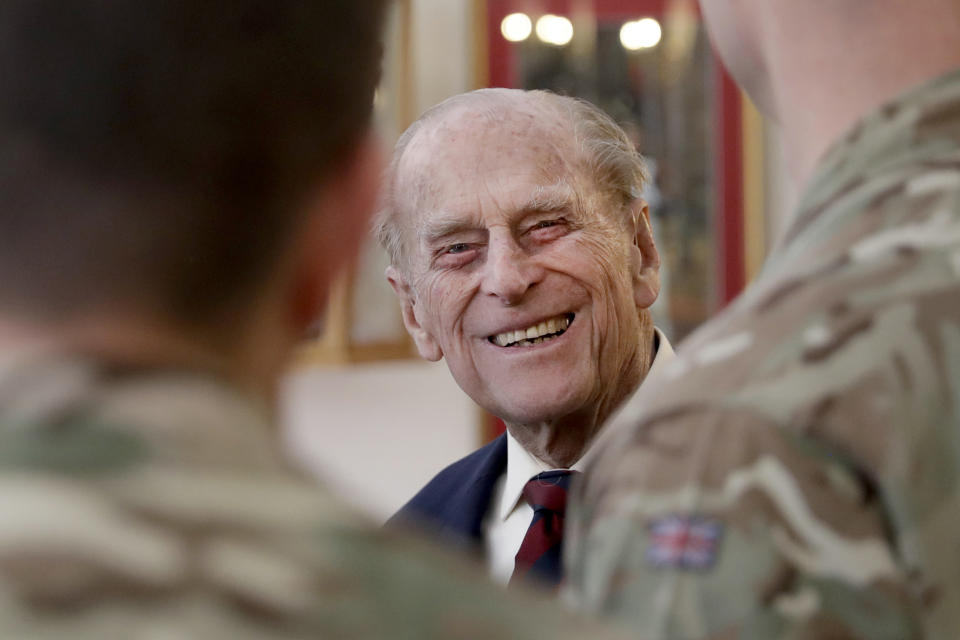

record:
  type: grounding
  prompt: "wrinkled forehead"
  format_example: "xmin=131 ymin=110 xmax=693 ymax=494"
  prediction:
xmin=395 ymin=101 xmax=586 ymax=219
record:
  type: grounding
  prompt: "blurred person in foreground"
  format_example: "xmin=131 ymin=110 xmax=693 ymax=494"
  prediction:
xmin=378 ymin=89 xmax=670 ymax=587
xmin=0 ymin=3 xmax=629 ymax=638
xmin=564 ymin=0 xmax=960 ymax=637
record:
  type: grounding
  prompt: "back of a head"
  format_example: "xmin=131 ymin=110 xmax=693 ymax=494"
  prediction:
xmin=0 ymin=1 xmax=387 ymax=331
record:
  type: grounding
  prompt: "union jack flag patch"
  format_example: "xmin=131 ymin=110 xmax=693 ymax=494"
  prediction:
xmin=646 ymin=515 xmax=723 ymax=570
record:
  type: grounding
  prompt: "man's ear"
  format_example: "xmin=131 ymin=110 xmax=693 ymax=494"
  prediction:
xmin=289 ymin=133 xmax=383 ymax=330
xmin=385 ymin=265 xmax=443 ymax=362
xmin=629 ymin=199 xmax=661 ymax=310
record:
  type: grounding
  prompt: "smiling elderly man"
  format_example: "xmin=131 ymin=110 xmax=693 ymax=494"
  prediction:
xmin=377 ymin=88 xmax=672 ymax=586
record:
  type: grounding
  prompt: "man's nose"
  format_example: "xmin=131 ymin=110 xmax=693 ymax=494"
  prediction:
xmin=481 ymin=235 xmax=544 ymax=305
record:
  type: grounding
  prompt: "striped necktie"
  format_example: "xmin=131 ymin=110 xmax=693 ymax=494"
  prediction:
xmin=510 ymin=469 xmax=578 ymax=587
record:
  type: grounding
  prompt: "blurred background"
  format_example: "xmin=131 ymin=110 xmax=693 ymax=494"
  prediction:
xmin=281 ymin=0 xmax=797 ymax=522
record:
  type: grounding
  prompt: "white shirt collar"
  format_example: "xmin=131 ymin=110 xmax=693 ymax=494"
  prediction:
xmin=646 ymin=326 xmax=675 ymax=380
xmin=495 ymin=327 xmax=674 ymax=522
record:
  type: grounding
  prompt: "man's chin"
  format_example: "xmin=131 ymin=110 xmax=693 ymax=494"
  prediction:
xmin=485 ymin=393 xmax=586 ymax=428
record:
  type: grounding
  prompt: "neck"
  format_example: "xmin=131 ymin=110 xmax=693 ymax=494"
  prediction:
xmin=506 ymin=409 xmax=616 ymax=469
xmin=0 ymin=309 xmax=287 ymax=403
xmin=506 ymin=319 xmax=656 ymax=468
xmin=760 ymin=1 xmax=960 ymax=224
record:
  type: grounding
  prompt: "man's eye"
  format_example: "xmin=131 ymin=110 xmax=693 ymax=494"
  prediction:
xmin=446 ymin=243 xmax=471 ymax=254
xmin=534 ymin=220 xmax=559 ymax=229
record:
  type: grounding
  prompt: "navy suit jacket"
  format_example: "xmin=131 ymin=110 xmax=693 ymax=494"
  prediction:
xmin=388 ymin=434 xmax=507 ymax=551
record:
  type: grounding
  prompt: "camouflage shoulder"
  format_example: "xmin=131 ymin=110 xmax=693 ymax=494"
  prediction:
xmin=0 ymin=462 xmax=628 ymax=639
xmin=565 ymin=405 xmax=926 ymax=639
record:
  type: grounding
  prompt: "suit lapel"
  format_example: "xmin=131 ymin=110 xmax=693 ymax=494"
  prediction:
xmin=448 ymin=433 xmax=508 ymax=544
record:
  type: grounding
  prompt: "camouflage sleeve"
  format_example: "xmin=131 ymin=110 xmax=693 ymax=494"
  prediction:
xmin=563 ymin=404 xmax=926 ymax=639
xmin=0 ymin=440 xmax=631 ymax=639
xmin=563 ymin=138 xmax=960 ymax=637
xmin=0 ymin=364 xmax=635 ymax=639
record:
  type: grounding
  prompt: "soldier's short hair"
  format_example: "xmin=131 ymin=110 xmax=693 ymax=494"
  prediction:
xmin=374 ymin=89 xmax=648 ymax=271
xmin=0 ymin=1 xmax=387 ymax=328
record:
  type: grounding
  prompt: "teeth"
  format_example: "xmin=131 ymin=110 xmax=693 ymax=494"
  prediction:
xmin=491 ymin=314 xmax=572 ymax=347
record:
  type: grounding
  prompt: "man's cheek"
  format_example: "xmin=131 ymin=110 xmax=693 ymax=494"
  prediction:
xmin=422 ymin=284 xmax=471 ymax=338
xmin=416 ymin=274 xmax=451 ymax=313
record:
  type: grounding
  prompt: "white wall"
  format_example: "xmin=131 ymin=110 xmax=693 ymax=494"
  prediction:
xmin=410 ymin=0 xmax=475 ymax=115
xmin=280 ymin=360 xmax=480 ymax=524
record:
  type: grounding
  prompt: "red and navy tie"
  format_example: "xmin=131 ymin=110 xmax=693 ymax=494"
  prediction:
xmin=510 ymin=470 xmax=578 ymax=587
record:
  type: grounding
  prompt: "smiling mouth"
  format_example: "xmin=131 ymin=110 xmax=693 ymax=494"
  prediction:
xmin=488 ymin=313 xmax=574 ymax=348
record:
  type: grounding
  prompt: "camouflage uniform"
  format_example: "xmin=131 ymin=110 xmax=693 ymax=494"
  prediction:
xmin=565 ymin=68 xmax=960 ymax=639
xmin=0 ymin=347 xmax=627 ymax=639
